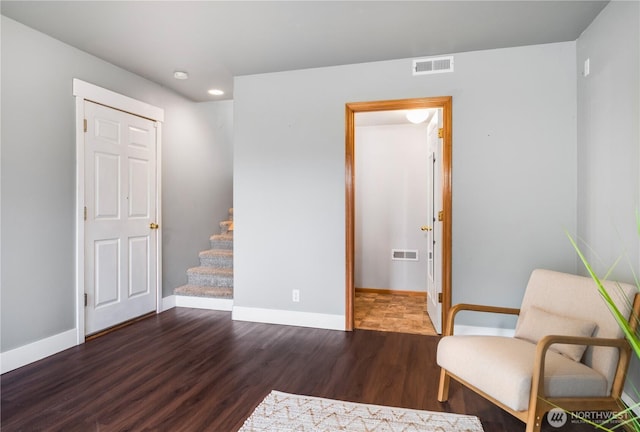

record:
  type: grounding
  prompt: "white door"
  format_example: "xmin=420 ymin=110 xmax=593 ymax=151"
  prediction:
xmin=426 ymin=109 xmax=443 ymax=334
xmin=84 ymin=101 xmax=158 ymax=335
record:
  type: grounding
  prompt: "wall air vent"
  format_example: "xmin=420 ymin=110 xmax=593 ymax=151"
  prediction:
xmin=391 ymin=249 xmax=419 ymax=261
xmin=412 ymin=56 xmax=454 ymax=76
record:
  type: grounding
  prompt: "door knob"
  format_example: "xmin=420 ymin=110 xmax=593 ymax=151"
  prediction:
xmin=150 ymin=223 xmax=159 ymax=230
xmin=420 ymin=225 xmax=432 ymax=232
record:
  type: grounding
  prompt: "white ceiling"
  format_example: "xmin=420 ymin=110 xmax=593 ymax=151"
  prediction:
xmin=1 ymin=1 xmax=608 ymax=102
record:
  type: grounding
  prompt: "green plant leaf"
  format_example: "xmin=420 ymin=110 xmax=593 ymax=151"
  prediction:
xmin=564 ymin=229 xmax=640 ymax=431
xmin=567 ymin=233 xmax=640 ymax=359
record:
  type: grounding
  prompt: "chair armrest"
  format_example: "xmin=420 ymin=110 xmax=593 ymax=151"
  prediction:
xmin=444 ymin=303 xmax=521 ymax=336
xmin=531 ymin=335 xmax=631 ymax=400
xmin=536 ymin=334 xmax=629 ymax=353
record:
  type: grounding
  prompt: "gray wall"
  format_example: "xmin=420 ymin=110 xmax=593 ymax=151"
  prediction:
xmin=233 ymin=41 xmax=578 ymax=326
xmin=577 ymin=1 xmax=640 ymax=280
xmin=162 ymin=100 xmax=234 ymax=292
xmin=576 ymin=0 xmax=640 ymax=407
xmin=1 ymin=16 xmax=233 ymax=352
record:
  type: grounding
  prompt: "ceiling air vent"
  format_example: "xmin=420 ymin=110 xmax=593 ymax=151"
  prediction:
xmin=413 ymin=56 xmax=454 ymax=76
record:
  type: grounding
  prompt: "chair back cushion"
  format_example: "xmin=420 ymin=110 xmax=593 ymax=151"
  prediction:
xmin=515 ymin=305 xmax=597 ymax=361
xmin=515 ymin=269 xmax=637 ymax=393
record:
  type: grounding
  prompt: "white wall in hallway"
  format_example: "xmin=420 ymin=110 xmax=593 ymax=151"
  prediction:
xmin=355 ymin=123 xmax=429 ymax=292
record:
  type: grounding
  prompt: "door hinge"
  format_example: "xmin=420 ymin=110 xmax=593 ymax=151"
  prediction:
xmin=438 ymin=210 xmax=444 ymax=221
xmin=83 ymin=119 xmax=88 ymax=133
xmin=438 ymin=292 xmax=443 ymax=303
xmin=84 ymin=293 xmax=88 ymax=307
xmin=438 ymin=128 xmax=444 ymax=139
xmin=84 ymin=206 xmax=87 ymax=221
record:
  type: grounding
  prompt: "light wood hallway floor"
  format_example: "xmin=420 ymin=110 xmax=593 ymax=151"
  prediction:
xmin=354 ymin=290 xmax=438 ymax=336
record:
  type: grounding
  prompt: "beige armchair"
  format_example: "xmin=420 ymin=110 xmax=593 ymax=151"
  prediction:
xmin=437 ymin=269 xmax=640 ymax=432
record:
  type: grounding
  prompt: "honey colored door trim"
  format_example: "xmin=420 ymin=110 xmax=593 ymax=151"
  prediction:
xmin=345 ymin=96 xmax=452 ymax=331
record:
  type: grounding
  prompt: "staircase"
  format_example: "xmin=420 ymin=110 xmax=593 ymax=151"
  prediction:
xmin=174 ymin=208 xmax=233 ymax=300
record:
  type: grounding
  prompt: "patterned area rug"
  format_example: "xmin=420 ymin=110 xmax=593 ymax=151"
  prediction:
xmin=238 ymin=391 xmax=484 ymax=432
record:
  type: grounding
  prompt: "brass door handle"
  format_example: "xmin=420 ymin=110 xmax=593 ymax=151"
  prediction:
xmin=420 ymin=225 xmax=432 ymax=232
xmin=150 ymin=223 xmax=159 ymax=230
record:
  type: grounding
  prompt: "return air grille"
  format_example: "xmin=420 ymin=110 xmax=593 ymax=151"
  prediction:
xmin=392 ymin=249 xmax=419 ymax=261
xmin=413 ymin=56 xmax=454 ymax=75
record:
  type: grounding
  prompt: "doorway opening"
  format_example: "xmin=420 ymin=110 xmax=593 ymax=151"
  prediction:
xmin=345 ymin=97 xmax=452 ymax=333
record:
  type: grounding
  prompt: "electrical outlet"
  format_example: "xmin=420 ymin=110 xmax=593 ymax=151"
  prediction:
xmin=292 ymin=289 xmax=300 ymax=302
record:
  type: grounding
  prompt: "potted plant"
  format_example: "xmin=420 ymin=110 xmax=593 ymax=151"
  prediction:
xmin=567 ymin=220 xmax=640 ymax=431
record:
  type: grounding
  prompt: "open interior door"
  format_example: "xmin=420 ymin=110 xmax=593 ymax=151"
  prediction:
xmin=425 ymin=109 xmax=443 ymax=334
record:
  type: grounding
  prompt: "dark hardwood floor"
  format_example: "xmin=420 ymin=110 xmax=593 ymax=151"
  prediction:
xmin=1 ymin=308 xmax=602 ymax=431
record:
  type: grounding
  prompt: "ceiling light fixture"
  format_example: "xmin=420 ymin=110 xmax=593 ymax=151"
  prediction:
xmin=405 ymin=109 xmax=430 ymax=124
xmin=208 ymin=89 xmax=225 ymax=96
xmin=173 ymin=71 xmax=189 ymax=80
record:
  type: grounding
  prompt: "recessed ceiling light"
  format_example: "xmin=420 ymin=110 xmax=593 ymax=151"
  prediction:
xmin=208 ymin=89 xmax=225 ymax=96
xmin=173 ymin=71 xmax=189 ymax=80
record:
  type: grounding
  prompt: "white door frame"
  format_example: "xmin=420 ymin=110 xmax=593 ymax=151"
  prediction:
xmin=73 ymin=79 xmax=164 ymax=344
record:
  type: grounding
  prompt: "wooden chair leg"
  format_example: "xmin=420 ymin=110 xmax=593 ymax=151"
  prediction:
xmin=525 ymin=398 xmax=544 ymax=432
xmin=437 ymin=369 xmax=450 ymax=402
xmin=525 ymin=416 xmax=542 ymax=432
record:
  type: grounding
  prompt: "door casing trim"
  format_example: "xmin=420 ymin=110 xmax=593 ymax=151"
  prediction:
xmin=73 ymin=79 xmax=164 ymax=344
xmin=345 ymin=96 xmax=452 ymax=331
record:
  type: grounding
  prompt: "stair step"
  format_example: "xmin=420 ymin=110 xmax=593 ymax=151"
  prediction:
xmin=174 ymin=284 xmax=233 ymax=299
xmin=199 ymin=249 xmax=233 ymax=268
xmin=219 ymin=220 xmax=233 ymax=234
xmin=174 ymin=210 xmax=234 ymax=300
xmin=187 ymin=267 xmax=233 ymax=287
xmin=210 ymin=233 xmax=233 ymax=250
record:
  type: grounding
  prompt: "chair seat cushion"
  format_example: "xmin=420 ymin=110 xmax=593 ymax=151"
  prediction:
xmin=437 ymin=336 xmax=608 ymax=412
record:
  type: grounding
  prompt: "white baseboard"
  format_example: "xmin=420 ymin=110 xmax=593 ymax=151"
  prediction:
xmin=622 ymin=391 xmax=640 ymax=417
xmin=1 ymin=328 xmax=77 ymax=374
xmin=175 ymin=295 xmax=233 ymax=311
xmin=232 ymin=306 xmax=345 ymax=331
xmin=162 ymin=295 xmax=176 ymax=311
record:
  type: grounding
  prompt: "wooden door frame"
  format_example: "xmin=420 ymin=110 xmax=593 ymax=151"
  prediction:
xmin=345 ymin=96 xmax=452 ymax=331
xmin=73 ymin=79 xmax=164 ymax=344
